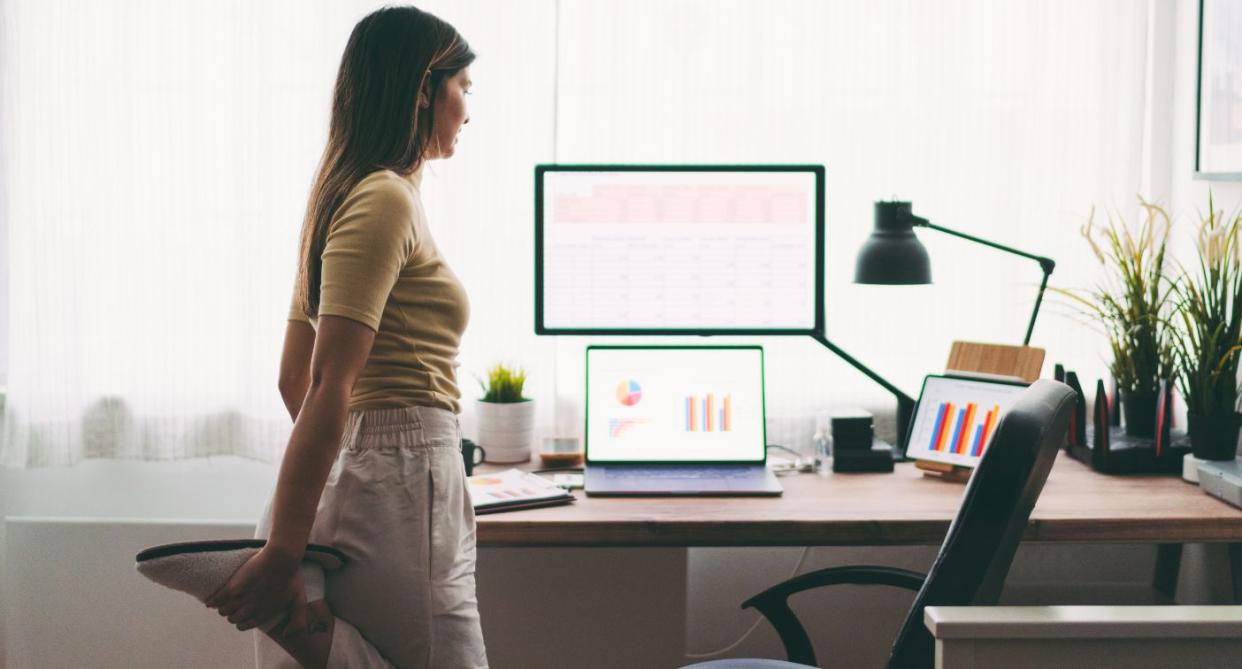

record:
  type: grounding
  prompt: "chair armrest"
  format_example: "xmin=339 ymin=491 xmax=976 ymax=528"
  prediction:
xmin=743 ymin=565 xmax=926 ymax=667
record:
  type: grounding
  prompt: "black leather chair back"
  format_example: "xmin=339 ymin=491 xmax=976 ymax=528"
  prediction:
xmin=887 ymin=379 xmax=1075 ymax=668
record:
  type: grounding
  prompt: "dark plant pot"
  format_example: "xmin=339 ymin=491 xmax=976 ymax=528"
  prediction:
xmin=1121 ymin=390 xmax=1158 ymax=438
xmin=1188 ymin=412 xmax=1242 ymax=461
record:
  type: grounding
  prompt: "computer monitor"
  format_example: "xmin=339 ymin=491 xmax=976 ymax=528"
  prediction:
xmin=535 ymin=165 xmax=824 ymax=335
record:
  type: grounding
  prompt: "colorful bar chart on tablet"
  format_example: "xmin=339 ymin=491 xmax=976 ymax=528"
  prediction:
xmin=907 ymin=376 xmax=1027 ymax=467
xmin=927 ymin=403 xmax=1000 ymax=456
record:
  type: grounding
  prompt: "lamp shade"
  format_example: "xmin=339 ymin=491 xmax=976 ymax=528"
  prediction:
xmin=854 ymin=201 xmax=932 ymax=284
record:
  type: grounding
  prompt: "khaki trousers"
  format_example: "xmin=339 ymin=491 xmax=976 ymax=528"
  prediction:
xmin=254 ymin=405 xmax=488 ymax=668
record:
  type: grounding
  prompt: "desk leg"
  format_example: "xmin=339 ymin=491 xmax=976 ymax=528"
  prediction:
xmin=1152 ymin=543 xmax=1182 ymax=602
xmin=1230 ymin=544 xmax=1242 ymax=604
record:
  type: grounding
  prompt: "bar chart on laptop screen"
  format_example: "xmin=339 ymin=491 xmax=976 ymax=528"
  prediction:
xmin=540 ymin=170 xmax=819 ymax=331
xmin=587 ymin=348 xmax=765 ymax=462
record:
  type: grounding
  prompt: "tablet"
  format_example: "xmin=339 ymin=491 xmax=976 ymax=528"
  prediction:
xmin=905 ymin=374 xmax=1029 ymax=468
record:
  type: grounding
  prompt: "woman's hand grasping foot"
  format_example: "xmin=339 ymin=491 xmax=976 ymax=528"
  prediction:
xmin=205 ymin=546 xmax=301 ymax=631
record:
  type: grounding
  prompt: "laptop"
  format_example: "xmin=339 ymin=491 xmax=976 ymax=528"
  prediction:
xmin=583 ymin=345 xmax=783 ymax=496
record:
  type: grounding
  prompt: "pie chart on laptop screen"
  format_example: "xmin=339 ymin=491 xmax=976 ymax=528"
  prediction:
xmin=616 ymin=380 xmax=643 ymax=406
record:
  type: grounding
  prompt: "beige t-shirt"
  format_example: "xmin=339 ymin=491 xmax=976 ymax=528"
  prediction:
xmin=289 ymin=168 xmax=470 ymax=413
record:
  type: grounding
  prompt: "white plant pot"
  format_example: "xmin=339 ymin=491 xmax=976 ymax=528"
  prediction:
xmin=476 ymin=399 xmax=536 ymax=463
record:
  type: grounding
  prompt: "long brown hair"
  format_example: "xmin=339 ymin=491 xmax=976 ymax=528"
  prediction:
xmin=295 ymin=6 xmax=475 ymax=319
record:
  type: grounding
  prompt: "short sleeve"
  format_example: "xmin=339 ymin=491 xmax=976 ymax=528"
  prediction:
xmin=287 ymin=290 xmax=311 ymax=323
xmin=316 ymin=175 xmax=418 ymax=331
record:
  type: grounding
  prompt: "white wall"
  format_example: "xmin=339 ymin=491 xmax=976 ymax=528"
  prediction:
xmin=4 ymin=514 xmax=690 ymax=669
xmin=0 ymin=458 xmax=276 ymax=667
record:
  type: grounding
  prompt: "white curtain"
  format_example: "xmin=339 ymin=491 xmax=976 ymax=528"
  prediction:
xmin=2 ymin=0 xmax=1153 ymax=466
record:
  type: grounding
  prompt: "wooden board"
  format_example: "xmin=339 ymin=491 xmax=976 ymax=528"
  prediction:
xmin=475 ymin=455 xmax=1242 ymax=547
xmin=915 ymin=459 xmax=973 ymax=482
xmin=946 ymin=341 xmax=1046 ymax=383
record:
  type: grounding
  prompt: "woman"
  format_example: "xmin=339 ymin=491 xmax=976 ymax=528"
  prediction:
xmin=204 ymin=6 xmax=485 ymax=668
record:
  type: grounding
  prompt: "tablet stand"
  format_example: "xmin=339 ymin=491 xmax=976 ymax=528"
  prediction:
xmin=915 ymin=342 xmax=1046 ymax=482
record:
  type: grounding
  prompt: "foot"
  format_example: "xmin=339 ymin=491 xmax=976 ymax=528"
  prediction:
xmin=266 ymin=599 xmax=335 ymax=669
xmin=136 ymin=545 xmax=287 ymax=630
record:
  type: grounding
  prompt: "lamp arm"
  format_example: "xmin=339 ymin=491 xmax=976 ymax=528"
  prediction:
xmin=912 ymin=217 xmax=1056 ymax=345
xmin=810 ymin=330 xmax=916 ymax=454
xmin=1023 ymin=267 xmax=1053 ymax=346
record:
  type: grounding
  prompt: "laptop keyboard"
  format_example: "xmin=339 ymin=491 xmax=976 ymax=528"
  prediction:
xmin=604 ymin=466 xmax=759 ymax=480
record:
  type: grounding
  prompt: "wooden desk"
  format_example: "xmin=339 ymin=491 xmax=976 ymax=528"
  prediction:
xmin=471 ymin=454 xmax=1242 ymax=667
xmin=476 ymin=453 xmax=1242 ymax=548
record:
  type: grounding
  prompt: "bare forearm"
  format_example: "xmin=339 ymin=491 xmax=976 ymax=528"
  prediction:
xmin=280 ymin=375 xmax=311 ymax=422
xmin=278 ymin=319 xmax=317 ymax=423
xmin=266 ymin=384 xmax=350 ymax=560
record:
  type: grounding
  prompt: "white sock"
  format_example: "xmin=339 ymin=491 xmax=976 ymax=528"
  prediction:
xmin=301 ymin=561 xmax=326 ymax=602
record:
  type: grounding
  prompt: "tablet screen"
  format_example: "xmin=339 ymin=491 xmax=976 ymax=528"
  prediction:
xmin=905 ymin=375 xmax=1028 ymax=468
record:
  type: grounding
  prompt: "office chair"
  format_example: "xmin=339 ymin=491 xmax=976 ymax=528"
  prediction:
xmin=682 ymin=379 xmax=1075 ymax=669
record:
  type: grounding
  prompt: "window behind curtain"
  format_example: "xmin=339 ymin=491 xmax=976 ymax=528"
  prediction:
xmin=1 ymin=0 xmax=1152 ymax=466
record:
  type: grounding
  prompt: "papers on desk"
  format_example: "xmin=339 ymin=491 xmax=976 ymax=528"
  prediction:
xmin=467 ymin=469 xmax=575 ymax=515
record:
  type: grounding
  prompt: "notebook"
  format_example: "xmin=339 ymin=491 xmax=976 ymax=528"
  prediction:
xmin=467 ymin=469 xmax=574 ymax=514
xmin=583 ymin=345 xmax=782 ymax=496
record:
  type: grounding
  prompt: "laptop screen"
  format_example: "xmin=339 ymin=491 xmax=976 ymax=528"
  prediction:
xmin=904 ymin=374 xmax=1028 ymax=468
xmin=585 ymin=346 xmax=766 ymax=463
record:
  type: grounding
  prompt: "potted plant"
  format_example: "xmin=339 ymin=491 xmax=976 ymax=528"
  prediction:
xmin=1059 ymin=198 xmax=1177 ymax=437
xmin=1172 ymin=196 xmax=1242 ymax=460
xmin=474 ymin=363 xmax=535 ymax=463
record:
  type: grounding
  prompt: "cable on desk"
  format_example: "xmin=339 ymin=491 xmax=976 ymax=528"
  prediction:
xmin=530 ymin=467 xmax=583 ymax=476
xmin=682 ymin=545 xmax=813 ymax=659
xmin=766 ymin=443 xmax=817 ymax=475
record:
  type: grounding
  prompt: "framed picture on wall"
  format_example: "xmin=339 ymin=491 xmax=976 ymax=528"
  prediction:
xmin=1197 ymin=0 xmax=1242 ymax=179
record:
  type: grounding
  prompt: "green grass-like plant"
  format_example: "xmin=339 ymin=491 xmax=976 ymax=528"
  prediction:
xmin=478 ymin=363 xmax=529 ymax=403
xmin=1171 ymin=194 xmax=1242 ymax=417
xmin=1054 ymin=197 xmax=1177 ymax=396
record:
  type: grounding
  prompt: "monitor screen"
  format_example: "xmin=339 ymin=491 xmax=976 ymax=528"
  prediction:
xmin=905 ymin=375 xmax=1029 ymax=468
xmin=536 ymin=165 xmax=824 ymax=334
xmin=585 ymin=346 xmax=767 ymax=463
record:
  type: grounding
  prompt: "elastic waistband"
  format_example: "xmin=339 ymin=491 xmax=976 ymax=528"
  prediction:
xmin=341 ymin=405 xmax=460 ymax=449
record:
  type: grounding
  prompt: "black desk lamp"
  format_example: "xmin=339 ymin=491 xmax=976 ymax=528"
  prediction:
xmin=856 ymin=201 xmax=1056 ymax=345
xmin=814 ymin=201 xmax=1056 ymax=455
